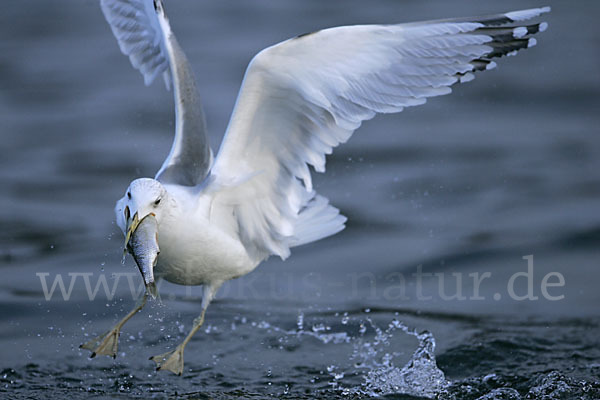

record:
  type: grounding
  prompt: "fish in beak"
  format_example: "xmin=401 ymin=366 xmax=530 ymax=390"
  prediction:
xmin=124 ymin=212 xmax=160 ymax=298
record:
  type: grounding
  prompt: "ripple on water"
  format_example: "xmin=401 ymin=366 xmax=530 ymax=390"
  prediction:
xmin=3 ymin=311 xmax=600 ymax=399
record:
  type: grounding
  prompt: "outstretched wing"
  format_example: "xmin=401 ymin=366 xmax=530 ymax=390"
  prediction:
xmin=101 ymin=0 xmax=212 ymax=186
xmin=207 ymin=7 xmax=550 ymax=261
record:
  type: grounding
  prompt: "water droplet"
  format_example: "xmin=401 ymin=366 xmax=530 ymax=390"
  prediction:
xmin=340 ymin=312 xmax=349 ymax=325
xmin=296 ymin=311 xmax=304 ymax=331
xmin=359 ymin=323 xmax=367 ymax=335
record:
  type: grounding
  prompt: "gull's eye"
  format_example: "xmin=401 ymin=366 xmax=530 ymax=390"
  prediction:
xmin=127 ymin=192 xmax=131 ymax=200
xmin=154 ymin=198 xmax=161 ymax=206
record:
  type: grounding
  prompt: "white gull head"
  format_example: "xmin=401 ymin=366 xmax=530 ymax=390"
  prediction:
xmin=115 ymin=178 xmax=170 ymax=233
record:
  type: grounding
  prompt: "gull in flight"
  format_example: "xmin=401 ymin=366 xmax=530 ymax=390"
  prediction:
xmin=81 ymin=0 xmax=549 ymax=375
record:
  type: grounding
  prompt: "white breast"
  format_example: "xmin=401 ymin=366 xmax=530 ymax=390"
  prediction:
xmin=153 ymin=188 xmax=260 ymax=286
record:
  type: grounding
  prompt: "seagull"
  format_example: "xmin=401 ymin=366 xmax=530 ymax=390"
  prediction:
xmin=81 ymin=0 xmax=549 ymax=375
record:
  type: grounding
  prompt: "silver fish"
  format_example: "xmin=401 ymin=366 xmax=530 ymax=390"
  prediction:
xmin=127 ymin=214 xmax=160 ymax=298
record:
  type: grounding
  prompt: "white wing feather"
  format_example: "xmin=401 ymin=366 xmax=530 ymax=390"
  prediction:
xmin=100 ymin=0 xmax=171 ymax=88
xmin=208 ymin=7 xmax=550 ymax=261
xmin=101 ymin=0 xmax=212 ymax=186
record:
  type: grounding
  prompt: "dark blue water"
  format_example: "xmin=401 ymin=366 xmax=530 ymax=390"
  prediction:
xmin=1 ymin=0 xmax=599 ymax=398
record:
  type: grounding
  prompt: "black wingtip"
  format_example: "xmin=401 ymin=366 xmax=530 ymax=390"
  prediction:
xmin=295 ymin=30 xmax=319 ymax=40
xmin=153 ymin=0 xmax=166 ymax=17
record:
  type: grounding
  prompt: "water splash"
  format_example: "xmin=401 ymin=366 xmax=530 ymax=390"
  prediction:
xmin=526 ymin=371 xmax=600 ymax=399
xmin=251 ymin=311 xmax=351 ymax=345
xmin=349 ymin=318 xmax=449 ymax=398
xmin=253 ymin=312 xmax=448 ymax=398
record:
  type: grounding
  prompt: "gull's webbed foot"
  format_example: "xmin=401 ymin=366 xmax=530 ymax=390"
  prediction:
xmin=80 ymin=328 xmax=120 ymax=358
xmin=150 ymin=345 xmax=185 ymax=375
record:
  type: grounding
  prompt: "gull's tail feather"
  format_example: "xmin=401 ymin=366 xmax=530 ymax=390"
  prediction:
xmin=290 ymin=195 xmax=346 ymax=248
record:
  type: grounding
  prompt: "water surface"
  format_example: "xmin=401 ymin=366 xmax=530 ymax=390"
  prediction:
xmin=1 ymin=0 xmax=599 ymax=398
